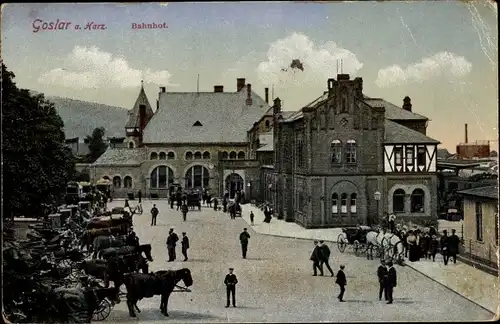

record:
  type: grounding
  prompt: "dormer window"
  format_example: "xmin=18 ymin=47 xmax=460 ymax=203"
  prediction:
xmin=193 ymin=121 xmax=203 ymax=127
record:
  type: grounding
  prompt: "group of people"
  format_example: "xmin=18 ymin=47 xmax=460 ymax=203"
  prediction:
xmin=377 ymin=259 xmax=397 ymax=304
xmin=165 ymin=228 xmax=190 ymax=262
xmin=404 ymin=227 xmax=460 ymax=265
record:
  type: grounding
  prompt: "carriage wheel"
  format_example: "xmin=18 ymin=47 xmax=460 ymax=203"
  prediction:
xmin=337 ymin=233 xmax=346 ymax=253
xmin=92 ymin=299 xmax=112 ymax=321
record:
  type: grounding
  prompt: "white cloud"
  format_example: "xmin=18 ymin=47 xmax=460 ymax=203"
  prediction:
xmin=257 ymin=32 xmax=363 ymax=86
xmin=375 ymin=51 xmax=472 ymax=88
xmin=38 ymin=46 xmax=178 ymax=89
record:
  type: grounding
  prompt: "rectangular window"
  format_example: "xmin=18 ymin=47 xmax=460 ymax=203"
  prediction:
xmin=350 ymin=197 xmax=357 ymax=213
xmin=346 ymin=143 xmax=357 ymax=164
xmin=406 ymin=147 xmax=414 ymax=166
xmin=476 ymin=202 xmax=483 ymax=241
xmin=341 ymin=196 xmax=347 ymax=213
xmin=394 ymin=147 xmax=403 ymax=166
xmin=331 ymin=146 xmax=342 ymax=164
xmin=417 ymin=146 xmax=426 ymax=167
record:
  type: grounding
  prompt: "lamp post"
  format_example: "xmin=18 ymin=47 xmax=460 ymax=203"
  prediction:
xmin=374 ymin=191 xmax=381 ymax=227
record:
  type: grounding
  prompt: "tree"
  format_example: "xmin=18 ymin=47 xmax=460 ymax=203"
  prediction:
xmin=85 ymin=127 xmax=108 ymax=163
xmin=2 ymin=64 xmax=76 ymax=218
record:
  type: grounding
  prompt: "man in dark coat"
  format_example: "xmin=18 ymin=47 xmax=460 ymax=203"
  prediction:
xmin=126 ymin=231 xmax=140 ymax=247
xmin=239 ymin=228 xmax=251 ymax=259
xmin=181 ymin=232 xmax=189 ymax=261
xmin=170 ymin=194 xmax=175 ymax=209
xmin=150 ymin=204 xmax=159 ymax=226
xmin=318 ymin=240 xmax=334 ymax=276
xmin=377 ymin=259 xmax=388 ymax=301
xmin=335 ymin=265 xmax=347 ymax=302
xmin=250 ymin=211 xmax=255 ymax=226
xmin=440 ymin=230 xmax=449 ymax=265
xmin=137 ymin=190 xmax=142 ymax=204
xmin=448 ymin=229 xmax=460 ymax=264
xmin=166 ymin=228 xmax=179 ymax=262
xmin=429 ymin=234 xmax=439 ymax=261
xmin=310 ymin=241 xmax=323 ymax=276
xmin=213 ymin=198 xmax=219 ymax=211
xmin=181 ymin=203 xmax=189 ymax=221
xmin=224 ymin=268 xmax=238 ymax=307
xmin=385 ymin=261 xmax=397 ymax=304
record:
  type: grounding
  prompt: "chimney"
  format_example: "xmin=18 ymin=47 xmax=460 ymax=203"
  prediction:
xmin=245 ymin=83 xmax=252 ymax=105
xmin=465 ymin=124 xmax=468 ymax=143
xmin=139 ymin=104 xmax=146 ymax=143
xmin=265 ymin=87 xmax=269 ymax=104
xmin=273 ymin=97 xmax=282 ymax=115
xmin=214 ymin=85 xmax=224 ymax=93
xmin=337 ymin=74 xmax=350 ymax=81
xmin=403 ymin=96 xmax=412 ymax=111
xmin=160 ymin=86 xmax=166 ymax=93
xmin=237 ymin=78 xmax=245 ymax=91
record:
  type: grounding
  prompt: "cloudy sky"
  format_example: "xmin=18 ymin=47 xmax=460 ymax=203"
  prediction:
xmin=2 ymin=1 xmax=498 ymax=151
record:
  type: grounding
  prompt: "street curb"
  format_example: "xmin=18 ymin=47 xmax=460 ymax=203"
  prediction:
xmin=404 ymin=263 xmax=497 ymax=316
xmin=246 ymin=228 xmax=338 ymax=245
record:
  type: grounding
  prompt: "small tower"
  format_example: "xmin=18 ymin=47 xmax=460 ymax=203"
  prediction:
xmin=125 ymin=80 xmax=155 ymax=148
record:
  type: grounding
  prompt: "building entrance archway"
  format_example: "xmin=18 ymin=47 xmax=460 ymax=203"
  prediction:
xmin=225 ymin=173 xmax=244 ymax=199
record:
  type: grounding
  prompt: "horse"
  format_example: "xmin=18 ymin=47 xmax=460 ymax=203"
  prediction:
xmin=366 ymin=230 xmax=404 ymax=263
xmin=80 ymin=226 xmax=127 ymax=253
xmin=92 ymin=235 xmax=127 ymax=259
xmin=123 ymin=268 xmax=193 ymax=317
xmin=87 ymin=216 xmax=132 ymax=230
xmin=100 ymin=244 xmax=153 ymax=263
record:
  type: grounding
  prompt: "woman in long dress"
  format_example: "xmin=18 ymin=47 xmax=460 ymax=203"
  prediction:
xmin=406 ymin=231 xmax=418 ymax=262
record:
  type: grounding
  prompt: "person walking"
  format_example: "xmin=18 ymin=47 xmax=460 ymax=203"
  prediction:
xmin=440 ymin=230 xmax=449 ymax=265
xmin=181 ymin=232 xmax=190 ymax=261
xmin=213 ymin=197 xmax=219 ymax=211
xmin=448 ymin=229 xmax=460 ymax=264
xmin=181 ymin=202 xmax=189 ymax=221
xmin=385 ymin=261 xmax=397 ymax=304
xmin=335 ymin=265 xmax=347 ymax=302
xmin=239 ymin=228 xmax=251 ymax=259
xmin=166 ymin=228 xmax=179 ymax=262
xmin=377 ymin=260 xmax=388 ymax=301
xmin=224 ymin=268 xmax=238 ymax=307
xmin=310 ymin=241 xmax=323 ymax=276
xmin=137 ymin=190 xmax=142 ymax=204
xmin=249 ymin=211 xmax=255 ymax=226
xmin=318 ymin=240 xmax=334 ymax=276
xmin=150 ymin=204 xmax=159 ymax=226
xmin=388 ymin=214 xmax=396 ymax=233
xmin=429 ymin=234 xmax=439 ymax=261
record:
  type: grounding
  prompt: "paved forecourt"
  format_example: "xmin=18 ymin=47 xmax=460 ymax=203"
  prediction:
xmin=106 ymin=200 xmax=494 ymax=323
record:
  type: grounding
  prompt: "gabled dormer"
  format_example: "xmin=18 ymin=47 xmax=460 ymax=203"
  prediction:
xmin=125 ymin=81 xmax=155 ymax=148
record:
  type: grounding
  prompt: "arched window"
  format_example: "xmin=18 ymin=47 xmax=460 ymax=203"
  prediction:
xmin=203 ymin=151 xmax=211 ymax=159
xmin=124 ymin=176 xmax=133 ymax=189
xmin=159 ymin=152 xmax=167 ymax=160
xmin=265 ymin=120 xmax=270 ymax=129
xmin=341 ymin=193 xmax=347 ymax=213
xmin=221 ymin=151 xmax=229 ymax=160
xmin=229 ymin=151 xmax=237 ymax=159
xmin=128 ymin=142 xmax=134 ymax=148
xmin=150 ymin=152 xmax=158 ymax=160
xmin=113 ymin=176 xmax=122 ymax=188
xmin=350 ymin=193 xmax=357 ymax=213
xmin=185 ymin=151 xmax=193 ymax=160
xmin=194 ymin=151 xmax=202 ymax=160
xmin=411 ymin=188 xmax=425 ymax=213
xmin=167 ymin=151 xmax=175 ymax=160
xmin=103 ymin=176 xmax=110 ymax=180
xmin=150 ymin=166 xmax=174 ymax=189
xmin=185 ymin=165 xmax=210 ymax=189
xmin=237 ymin=151 xmax=245 ymax=159
xmin=331 ymin=140 xmax=342 ymax=164
xmin=393 ymin=189 xmax=406 ymax=213
xmin=331 ymin=193 xmax=339 ymax=214
xmin=346 ymin=140 xmax=357 ymax=164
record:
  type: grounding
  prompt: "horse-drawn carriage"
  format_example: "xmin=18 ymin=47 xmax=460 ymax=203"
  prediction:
xmin=337 ymin=225 xmax=372 ymax=255
xmin=186 ymin=192 xmax=201 ymax=210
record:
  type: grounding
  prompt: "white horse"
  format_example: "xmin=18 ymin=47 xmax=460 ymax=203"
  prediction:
xmin=365 ymin=231 xmax=386 ymax=260
xmin=365 ymin=230 xmax=405 ymax=263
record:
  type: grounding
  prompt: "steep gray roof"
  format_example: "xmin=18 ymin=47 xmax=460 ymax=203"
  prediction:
xmin=384 ymin=120 xmax=440 ymax=144
xmin=93 ymin=148 xmax=145 ymax=166
xmin=125 ymin=83 xmax=155 ymax=128
xmin=457 ymin=186 xmax=498 ymax=200
xmin=143 ymin=86 xmax=270 ymax=143
xmin=363 ymin=97 xmax=428 ymax=120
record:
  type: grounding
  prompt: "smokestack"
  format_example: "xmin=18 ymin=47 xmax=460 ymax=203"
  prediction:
xmin=214 ymin=85 xmax=224 ymax=93
xmin=237 ymin=78 xmax=245 ymax=91
xmin=160 ymin=86 xmax=166 ymax=93
xmin=403 ymin=96 xmax=412 ymax=111
xmin=139 ymin=104 xmax=146 ymax=144
xmin=465 ymin=124 xmax=468 ymax=143
xmin=265 ymin=87 xmax=269 ymax=104
xmin=245 ymin=84 xmax=252 ymax=105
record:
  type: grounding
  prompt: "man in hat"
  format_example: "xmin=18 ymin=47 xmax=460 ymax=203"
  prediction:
xmin=377 ymin=259 xmax=388 ymax=301
xmin=318 ymin=240 xmax=334 ymax=277
xmin=239 ymin=228 xmax=251 ymax=259
xmin=181 ymin=232 xmax=190 ymax=261
xmin=150 ymin=204 xmax=159 ymax=226
xmin=448 ymin=229 xmax=460 ymax=264
xmin=335 ymin=265 xmax=347 ymax=302
xmin=440 ymin=230 xmax=449 ymax=265
xmin=385 ymin=261 xmax=397 ymax=304
xmin=166 ymin=228 xmax=179 ymax=262
xmin=310 ymin=241 xmax=323 ymax=276
xmin=224 ymin=267 xmax=238 ymax=307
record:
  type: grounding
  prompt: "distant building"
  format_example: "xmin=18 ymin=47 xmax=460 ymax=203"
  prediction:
xmin=259 ymin=74 xmax=441 ymax=228
xmin=458 ymin=185 xmax=499 ymax=268
xmin=456 ymin=123 xmax=491 ymax=159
